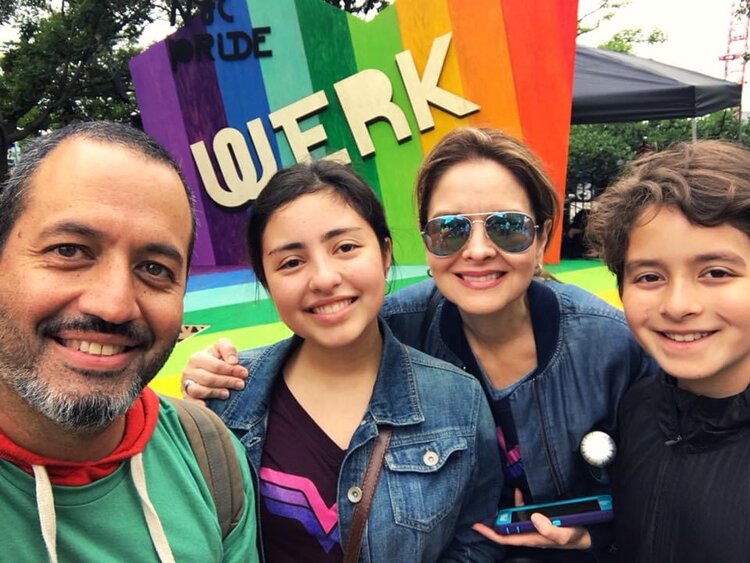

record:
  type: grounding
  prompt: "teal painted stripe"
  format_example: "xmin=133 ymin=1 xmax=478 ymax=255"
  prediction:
xmin=246 ymin=0 xmax=325 ymax=166
xmin=184 ymin=281 xmax=268 ymax=313
xmin=348 ymin=6 xmax=425 ymax=265
xmin=389 ymin=264 xmax=430 ymax=278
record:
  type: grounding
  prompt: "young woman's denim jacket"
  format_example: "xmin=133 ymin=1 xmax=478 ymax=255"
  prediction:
xmin=210 ymin=321 xmax=502 ymax=562
xmin=381 ymin=279 xmax=658 ymax=504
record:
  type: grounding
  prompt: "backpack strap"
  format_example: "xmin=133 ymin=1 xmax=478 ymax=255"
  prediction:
xmin=163 ymin=396 xmax=244 ymax=538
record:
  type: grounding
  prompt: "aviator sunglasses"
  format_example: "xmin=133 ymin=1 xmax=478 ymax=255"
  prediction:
xmin=421 ymin=211 xmax=539 ymax=257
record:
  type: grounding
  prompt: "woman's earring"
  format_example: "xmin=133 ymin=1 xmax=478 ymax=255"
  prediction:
xmin=427 ymin=268 xmax=433 ymax=278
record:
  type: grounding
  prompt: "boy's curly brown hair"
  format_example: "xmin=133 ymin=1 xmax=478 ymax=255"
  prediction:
xmin=587 ymin=140 xmax=750 ymax=292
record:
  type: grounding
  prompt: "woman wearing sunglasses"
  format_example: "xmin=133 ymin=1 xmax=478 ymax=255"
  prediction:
xmin=182 ymin=127 xmax=656 ymax=561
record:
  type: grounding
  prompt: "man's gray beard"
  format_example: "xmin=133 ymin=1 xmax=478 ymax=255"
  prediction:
xmin=0 ymin=306 xmax=179 ymax=434
xmin=9 ymin=367 xmax=144 ymax=433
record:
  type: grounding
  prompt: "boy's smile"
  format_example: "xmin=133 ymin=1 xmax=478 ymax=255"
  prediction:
xmin=622 ymin=205 xmax=750 ymax=398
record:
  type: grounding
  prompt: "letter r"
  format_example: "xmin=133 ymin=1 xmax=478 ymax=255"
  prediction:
xmin=334 ymin=69 xmax=412 ymax=158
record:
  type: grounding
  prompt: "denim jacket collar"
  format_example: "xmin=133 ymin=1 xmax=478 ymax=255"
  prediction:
xmin=220 ymin=318 xmax=425 ymax=433
xmin=368 ymin=320 xmax=424 ymax=427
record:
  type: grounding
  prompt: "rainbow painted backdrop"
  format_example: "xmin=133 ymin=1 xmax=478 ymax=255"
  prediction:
xmin=130 ymin=0 xmax=578 ymax=268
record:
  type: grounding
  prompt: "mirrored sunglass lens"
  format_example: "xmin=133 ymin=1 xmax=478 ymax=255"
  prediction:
xmin=485 ymin=213 xmax=535 ymax=252
xmin=423 ymin=216 xmax=471 ymax=256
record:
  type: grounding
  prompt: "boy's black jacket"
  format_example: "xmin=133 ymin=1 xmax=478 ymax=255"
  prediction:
xmin=612 ymin=372 xmax=750 ymax=562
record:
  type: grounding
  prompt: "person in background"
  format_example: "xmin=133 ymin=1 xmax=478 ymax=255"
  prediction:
xmin=203 ymin=160 xmax=501 ymax=562
xmin=0 ymin=121 xmax=259 ymax=562
xmin=587 ymin=140 xmax=750 ymax=562
xmin=562 ymin=207 xmax=591 ymax=259
xmin=183 ymin=127 xmax=657 ymax=561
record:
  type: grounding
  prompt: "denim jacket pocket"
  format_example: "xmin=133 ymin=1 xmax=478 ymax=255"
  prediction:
xmin=385 ymin=435 xmax=469 ymax=532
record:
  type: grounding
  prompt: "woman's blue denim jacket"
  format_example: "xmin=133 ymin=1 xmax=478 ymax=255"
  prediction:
xmin=380 ymin=279 xmax=658 ymax=503
xmin=210 ymin=321 xmax=502 ymax=562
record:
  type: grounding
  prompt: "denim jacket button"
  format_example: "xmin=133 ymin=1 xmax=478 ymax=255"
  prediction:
xmin=347 ymin=486 xmax=363 ymax=504
xmin=423 ymin=450 xmax=439 ymax=467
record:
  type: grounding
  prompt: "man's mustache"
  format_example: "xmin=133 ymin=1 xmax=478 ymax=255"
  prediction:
xmin=39 ymin=315 xmax=154 ymax=348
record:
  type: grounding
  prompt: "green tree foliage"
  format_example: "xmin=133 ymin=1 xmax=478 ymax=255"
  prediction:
xmin=322 ymin=0 xmax=392 ymax=19
xmin=577 ymin=1 xmax=666 ymax=54
xmin=0 ymin=0 xmax=48 ymax=25
xmin=567 ymin=110 xmax=748 ymax=196
xmin=0 ymin=0 xmax=163 ymax=180
xmin=731 ymin=2 xmax=750 ymax=62
xmin=598 ymin=27 xmax=667 ymax=53
xmin=577 ymin=0 xmax=629 ymax=36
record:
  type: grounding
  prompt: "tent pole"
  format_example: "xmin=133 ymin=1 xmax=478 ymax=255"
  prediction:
xmin=691 ymin=118 xmax=697 ymax=142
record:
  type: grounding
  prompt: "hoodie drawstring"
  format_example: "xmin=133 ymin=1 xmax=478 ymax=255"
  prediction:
xmin=131 ymin=452 xmax=176 ymax=563
xmin=32 ymin=455 xmax=175 ymax=563
xmin=32 ymin=464 xmax=58 ymax=563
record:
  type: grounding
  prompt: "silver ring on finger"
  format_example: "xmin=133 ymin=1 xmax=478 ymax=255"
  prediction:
xmin=183 ymin=378 xmax=196 ymax=394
